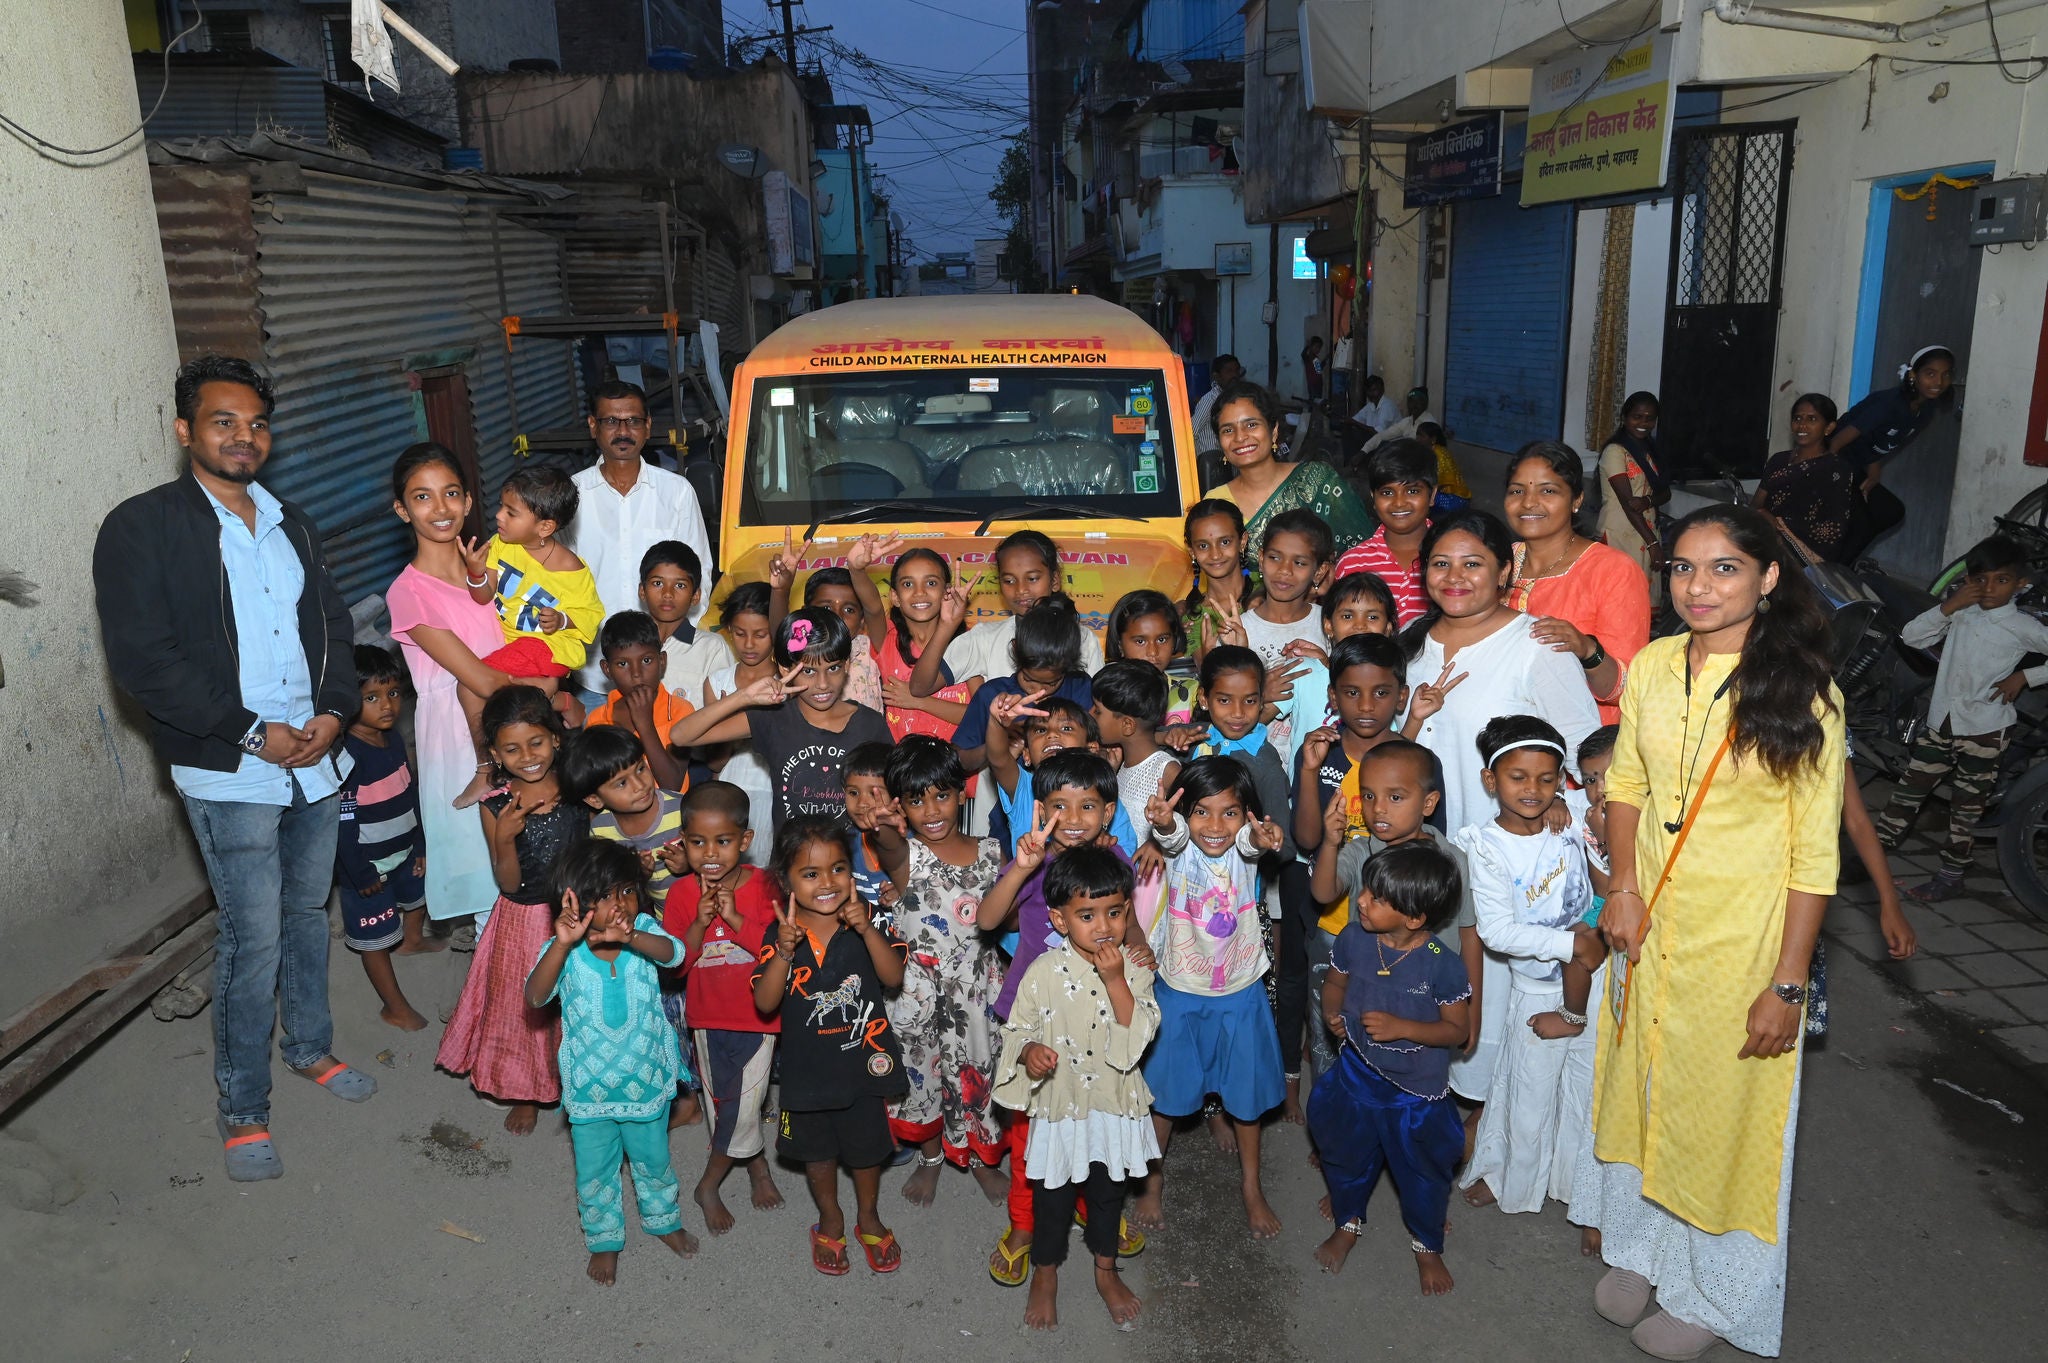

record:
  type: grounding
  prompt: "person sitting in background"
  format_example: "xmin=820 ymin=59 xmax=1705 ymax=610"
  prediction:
xmin=1351 ymin=374 xmax=1401 ymax=438
xmin=1417 ymin=422 xmax=1470 ymax=513
xmin=1360 ymin=386 xmax=1438 ymax=458
xmin=1193 ymin=353 xmax=1244 ymax=461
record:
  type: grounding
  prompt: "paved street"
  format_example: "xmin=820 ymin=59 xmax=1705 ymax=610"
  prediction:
xmin=2 ymin=879 xmax=2043 ymax=1361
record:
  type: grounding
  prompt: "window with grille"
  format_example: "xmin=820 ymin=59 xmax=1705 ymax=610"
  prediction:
xmin=1673 ymin=128 xmax=1788 ymax=309
xmin=323 ymin=16 xmax=365 ymax=86
xmin=207 ymin=13 xmax=253 ymax=51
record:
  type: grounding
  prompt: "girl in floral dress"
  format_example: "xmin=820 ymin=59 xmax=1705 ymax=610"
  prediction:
xmin=878 ymin=735 xmax=1008 ymax=1205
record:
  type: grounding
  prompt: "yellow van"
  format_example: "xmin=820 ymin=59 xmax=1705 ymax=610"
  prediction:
xmin=714 ymin=295 xmax=1200 ymax=636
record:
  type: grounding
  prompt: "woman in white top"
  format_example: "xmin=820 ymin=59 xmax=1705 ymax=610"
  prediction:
xmin=1399 ymin=509 xmax=1600 ymax=1103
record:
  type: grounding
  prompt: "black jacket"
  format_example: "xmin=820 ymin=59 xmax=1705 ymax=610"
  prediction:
xmin=94 ymin=472 xmax=358 ymax=772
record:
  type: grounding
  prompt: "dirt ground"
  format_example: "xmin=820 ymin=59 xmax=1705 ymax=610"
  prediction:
xmin=3 ymin=904 xmax=2045 ymax=1363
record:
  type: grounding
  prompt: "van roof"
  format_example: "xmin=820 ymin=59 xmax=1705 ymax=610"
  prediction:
xmin=746 ymin=294 xmax=1177 ymax=369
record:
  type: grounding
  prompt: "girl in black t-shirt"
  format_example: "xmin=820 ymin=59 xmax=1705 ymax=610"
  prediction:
xmin=670 ymin=607 xmax=893 ymax=823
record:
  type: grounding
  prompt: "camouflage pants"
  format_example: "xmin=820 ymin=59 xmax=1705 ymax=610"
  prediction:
xmin=1873 ymin=722 xmax=2006 ymax=874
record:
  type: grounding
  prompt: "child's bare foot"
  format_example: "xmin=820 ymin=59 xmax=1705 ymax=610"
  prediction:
xmin=379 ymin=1002 xmax=429 ymax=1031
xmin=586 ymin=1250 xmax=619 ymax=1285
xmin=1242 ymin=1188 xmax=1283 ymax=1240
xmin=1128 ymin=1188 xmax=1165 ymax=1231
xmin=1307 ymin=1147 xmax=1321 ymax=1170
xmin=971 ymin=1161 xmax=1009 ymax=1205
xmin=1581 ymin=1226 xmax=1602 ymax=1257
xmin=656 ymin=1228 xmax=698 ymax=1258
xmin=1316 ymin=1193 xmax=1331 ymax=1221
xmin=669 ymin=1093 xmax=703 ymax=1129
xmin=393 ymin=935 xmax=448 ymax=956
xmin=1025 ymin=1264 xmax=1059 ymax=1330
xmin=1096 ymin=1258 xmax=1140 ymax=1326
xmin=1415 ymin=1248 xmax=1454 ymax=1295
xmin=453 ymin=766 xmax=495 ymax=810
xmin=902 ymin=1154 xmax=942 ymax=1206
xmin=504 ymin=1103 xmax=538 ymax=1135
xmin=749 ymin=1163 xmax=785 ymax=1210
xmin=694 ymin=1181 xmax=736 ymax=1235
xmin=1313 ymin=1227 xmax=1358 ymax=1274
xmin=1529 ymin=1010 xmax=1586 ymax=1040
xmin=1281 ymin=1076 xmax=1307 ymax=1126
xmin=1205 ymin=1110 xmax=1239 ymax=1154
xmin=1462 ymin=1179 xmax=1496 ymax=1208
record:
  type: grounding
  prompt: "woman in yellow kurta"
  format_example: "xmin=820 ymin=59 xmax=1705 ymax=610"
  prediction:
xmin=1569 ymin=505 xmax=1842 ymax=1362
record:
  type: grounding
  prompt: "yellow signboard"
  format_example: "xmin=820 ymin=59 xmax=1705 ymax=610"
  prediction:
xmin=1521 ymin=29 xmax=1674 ymax=206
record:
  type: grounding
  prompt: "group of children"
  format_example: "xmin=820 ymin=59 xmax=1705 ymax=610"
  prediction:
xmin=337 ymin=445 xmax=1673 ymax=1325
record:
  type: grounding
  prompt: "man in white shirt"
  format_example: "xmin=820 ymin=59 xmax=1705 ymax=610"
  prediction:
xmin=1360 ymin=385 xmax=1439 ymax=457
xmin=561 ymin=380 xmax=713 ymax=701
xmin=1191 ymin=353 xmax=1244 ymax=456
xmin=1349 ymin=374 xmax=1402 ymax=435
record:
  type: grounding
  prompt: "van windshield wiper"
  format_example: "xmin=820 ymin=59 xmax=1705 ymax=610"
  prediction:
xmin=974 ymin=501 xmax=1107 ymax=535
xmin=802 ymin=499 xmax=970 ymax=539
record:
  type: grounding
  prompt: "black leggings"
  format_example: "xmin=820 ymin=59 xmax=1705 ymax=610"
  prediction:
xmin=1275 ymin=860 xmax=1316 ymax=1075
xmin=1029 ymin=1163 xmax=1128 ymax=1267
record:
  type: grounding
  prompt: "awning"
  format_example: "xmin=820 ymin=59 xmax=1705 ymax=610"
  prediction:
xmin=1300 ymin=1 xmax=1373 ymax=116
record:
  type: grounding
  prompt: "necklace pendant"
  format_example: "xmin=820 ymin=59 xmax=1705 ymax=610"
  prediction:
xmin=1376 ymin=968 xmax=1392 ymax=976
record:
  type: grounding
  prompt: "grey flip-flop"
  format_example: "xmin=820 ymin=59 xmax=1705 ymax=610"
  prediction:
xmin=216 ymin=1114 xmax=283 ymax=1182
xmin=294 ymin=1061 xmax=378 ymax=1102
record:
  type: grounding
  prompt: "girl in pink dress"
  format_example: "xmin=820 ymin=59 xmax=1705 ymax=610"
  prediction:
xmin=385 ymin=444 xmax=513 ymax=930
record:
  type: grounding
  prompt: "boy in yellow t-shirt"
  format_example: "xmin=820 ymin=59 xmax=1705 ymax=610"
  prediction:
xmin=452 ymin=465 xmax=604 ymax=806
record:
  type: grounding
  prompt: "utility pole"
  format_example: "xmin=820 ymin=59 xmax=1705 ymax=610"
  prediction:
xmin=772 ymin=0 xmax=798 ymax=69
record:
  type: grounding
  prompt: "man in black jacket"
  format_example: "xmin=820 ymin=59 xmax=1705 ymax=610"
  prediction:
xmin=94 ymin=355 xmax=374 ymax=1182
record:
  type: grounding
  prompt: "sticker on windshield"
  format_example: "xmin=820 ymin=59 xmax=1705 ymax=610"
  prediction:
xmin=769 ymin=386 xmax=795 ymax=408
xmin=1137 ymin=454 xmax=1158 ymax=474
xmin=968 ymin=376 xmax=1000 ymax=393
xmin=1133 ymin=471 xmax=1159 ymax=493
xmin=1128 ymin=395 xmax=1154 ymax=416
xmin=1112 ymin=415 xmax=1145 ymax=435
xmin=1138 ymin=440 xmax=1157 ymax=456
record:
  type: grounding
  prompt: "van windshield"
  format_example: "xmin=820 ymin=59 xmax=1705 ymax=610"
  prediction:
xmin=739 ymin=368 xmax=1182 ymax=527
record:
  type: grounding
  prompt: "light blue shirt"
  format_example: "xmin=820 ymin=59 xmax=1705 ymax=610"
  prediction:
xmin=170 ymin=482 xmax=344 ymax=806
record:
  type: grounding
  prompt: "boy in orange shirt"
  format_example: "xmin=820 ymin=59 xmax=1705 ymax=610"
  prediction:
xmin=586 ymin=611 xmax=693 ymax=793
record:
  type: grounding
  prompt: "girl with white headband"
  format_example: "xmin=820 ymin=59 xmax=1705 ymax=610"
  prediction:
xmin=1452 ymin=714 xmax=1602 ymax=1223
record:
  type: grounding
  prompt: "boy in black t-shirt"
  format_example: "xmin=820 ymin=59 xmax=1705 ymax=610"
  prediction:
xmin=752 ymin=815 xmax=909 ymax=1276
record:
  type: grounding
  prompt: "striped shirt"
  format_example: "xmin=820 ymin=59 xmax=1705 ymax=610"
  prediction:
xmin=592 ymin=787 xmax=686 ymax=907
xmin=1334 ymin=526 xmax=1428 ymax=626
xmin=336 ymin=732 xmax=424 ymax=894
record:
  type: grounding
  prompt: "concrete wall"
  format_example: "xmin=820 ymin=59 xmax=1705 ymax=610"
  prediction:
xmin=459 ymin=65 xmax=811 ymax=245
xmin=0 ymin=1 xmax=199 ymax=942
xmin=1713 ymin=6 xmax=2048 ymax=566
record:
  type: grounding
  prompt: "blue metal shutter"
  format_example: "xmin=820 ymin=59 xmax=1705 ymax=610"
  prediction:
xmin=1444 ymin=195 xmax=1573 ymax=452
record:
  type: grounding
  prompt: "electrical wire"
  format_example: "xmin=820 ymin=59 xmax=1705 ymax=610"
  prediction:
xmin=1985 ymin=0 xmax=2047 ymax=83
xmin=0 ymin=2 xmax=208 ymax=158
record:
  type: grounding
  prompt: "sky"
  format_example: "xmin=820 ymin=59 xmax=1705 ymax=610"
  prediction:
xmin=726 ymin=0 xmax=1029 ymax=259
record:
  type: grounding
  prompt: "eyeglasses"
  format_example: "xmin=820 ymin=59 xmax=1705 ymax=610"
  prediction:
xmin=595 ymin=416 xmax=649 ymax=431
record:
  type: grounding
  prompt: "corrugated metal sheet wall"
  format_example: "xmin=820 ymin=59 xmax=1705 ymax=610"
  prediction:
xmin=1444 ymin=195 xmax=1574 ymax=453
xmin=137 ymin=65 xmax=328 ymax=144
xmin=695 ymin=241 xmax=744 ymax=338
xmin=253 ymin=172 xmax=580 ymax=602
xmin=151 ymin=165 xmax=266 ymax=362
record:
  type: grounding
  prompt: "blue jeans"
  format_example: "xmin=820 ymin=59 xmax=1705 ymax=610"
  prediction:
xmin=180 ymin=787 xmax=340 ymax=1125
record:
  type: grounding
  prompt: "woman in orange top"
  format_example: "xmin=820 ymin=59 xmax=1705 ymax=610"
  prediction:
xmin=1502 ymin=442 xmax=1651 ymax=726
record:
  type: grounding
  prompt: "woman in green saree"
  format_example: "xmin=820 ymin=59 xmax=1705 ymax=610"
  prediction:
xmin=1209 ymin=381 xmax=1376 ymax=559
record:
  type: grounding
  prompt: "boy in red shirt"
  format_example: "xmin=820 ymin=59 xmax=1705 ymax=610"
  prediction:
xmin=666 ymin=781 xmax=784 ymax=1232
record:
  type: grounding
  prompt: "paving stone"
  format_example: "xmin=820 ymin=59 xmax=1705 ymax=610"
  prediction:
xmin=1933 ymin=897 xmax=2011 ymax=925
xmin=1910 ymin=924 xmax=1999 ymax=956
xmin=2012 ymin=949 xmax=2048 ymax=977
xmin=1927 ymin=989 xmax=2025 ymax=1026
xmin=1998 ymin=984 xmax=2048 ymax=1024
xmin=1882 ymin=956 xmax=1974 ymax=992
xmin=1825 ymin=926 xmax=1889 ymax=962
xmin=1970 ymin=920 xmax=2048 ymax=952
xmin=1990 ymin=1023 xmax=2048 ymax=1065
xmin=1953 ymin=952 xmax=2048 ymax=989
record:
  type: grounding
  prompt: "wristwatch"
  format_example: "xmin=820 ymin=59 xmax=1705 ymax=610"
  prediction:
xmin=239 ymin=722 xmax=267 ymax=756
xmin=1771 ymin=980 xmax=1807 ymax=1008
xmin=1579 ymin=637 xmax=1608 ymax=672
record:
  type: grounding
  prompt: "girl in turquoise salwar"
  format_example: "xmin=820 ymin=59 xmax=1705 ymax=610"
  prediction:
xmin=527 ymin=838 xmax=699 ymax=1285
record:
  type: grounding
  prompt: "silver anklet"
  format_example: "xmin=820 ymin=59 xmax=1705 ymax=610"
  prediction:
xmin=917 ymin=1152 xmax=946 ymax=1168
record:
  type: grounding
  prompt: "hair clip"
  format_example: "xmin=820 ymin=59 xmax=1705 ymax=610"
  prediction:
xmin=787 ymin=617 xmax=815 ymax=652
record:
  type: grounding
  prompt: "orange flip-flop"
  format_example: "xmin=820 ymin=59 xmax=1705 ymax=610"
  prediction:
xmin=810 ymin=1224 xmax=850 ymax=1276
xmin=857 ymin=1227 xmax=901 ymax=1273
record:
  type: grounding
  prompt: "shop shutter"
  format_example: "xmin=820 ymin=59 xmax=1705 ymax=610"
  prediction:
xmin=1444 ymin=195 xmax=1574 ymax=452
